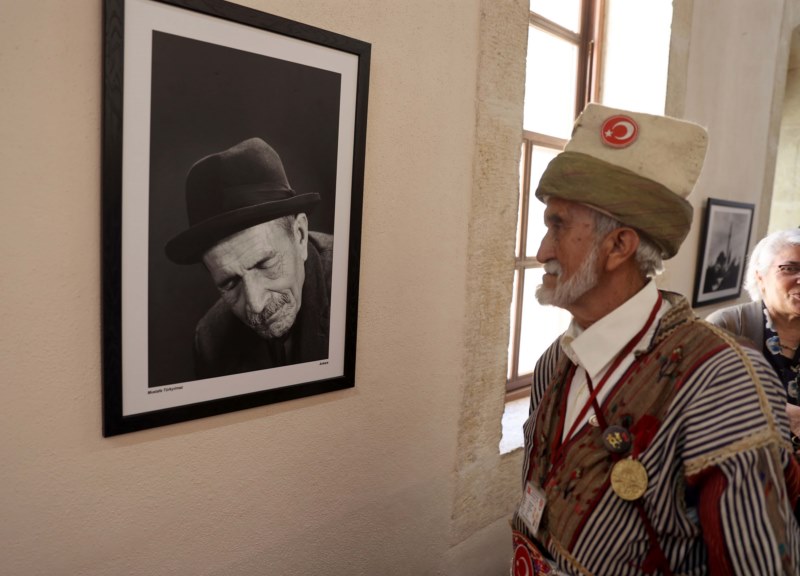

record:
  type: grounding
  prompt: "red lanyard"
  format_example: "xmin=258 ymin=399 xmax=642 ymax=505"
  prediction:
xmin=548 ymin=292 xmax=663 ymax=471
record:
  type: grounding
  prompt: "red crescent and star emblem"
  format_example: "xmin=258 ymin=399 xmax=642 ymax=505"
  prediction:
xmin=512 ymin=532 xmax=553 ymax=575
xmin=513 ymin=544 xmax=534 ymax=576
xmin=600 ymin=115 xmax=638 ymax=148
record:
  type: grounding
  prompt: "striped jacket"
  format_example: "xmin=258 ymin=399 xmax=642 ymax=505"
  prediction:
xmin=512 ymin=292 xmax=800 ymax=575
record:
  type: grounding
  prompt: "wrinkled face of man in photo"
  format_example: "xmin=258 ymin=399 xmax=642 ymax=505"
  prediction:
xmin=535 ymin=197 xmax=601 ymax=310
xmin=203 ymin=215 xmax=308 ymax=339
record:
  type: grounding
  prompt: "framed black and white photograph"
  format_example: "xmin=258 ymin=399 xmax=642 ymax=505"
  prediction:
xmin=692 ymin=198 xmax=754 ymax=307
xmin=101 ymin=0 xmax=370 ymax=436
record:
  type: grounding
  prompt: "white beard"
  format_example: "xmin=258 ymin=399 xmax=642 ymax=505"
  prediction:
xmin=536 ymin=243 xmax=600 ymax=308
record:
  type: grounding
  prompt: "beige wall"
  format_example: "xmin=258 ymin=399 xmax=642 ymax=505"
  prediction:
xmin=771 ymin=25 xmax=800 ymax=233
xmin=1 ymin=1 xmax=526 ymax=575
xmin=3 ymin=1 xmax=799 ymax=575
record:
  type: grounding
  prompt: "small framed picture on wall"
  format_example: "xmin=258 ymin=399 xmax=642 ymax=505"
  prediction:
xmin=692 ymin=198 xmax=755 ymax=308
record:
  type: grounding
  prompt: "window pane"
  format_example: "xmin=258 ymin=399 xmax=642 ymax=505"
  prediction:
xmin=603 ymin=0 xmax=671 ymax=113
xmin=518 ymin=269 xmax=572 ymax=375
xmin=530 ymin=0 xmax=582 ymax=33
xmin=524 ymin=146 xmax=559 ymax=257
xmin=523 ymin=27 xmax=578 ymax=137
xmin=507 ymin=270 xmax=519 ymax=380
xmin=516 ymin=142 xmax=526 ymax=257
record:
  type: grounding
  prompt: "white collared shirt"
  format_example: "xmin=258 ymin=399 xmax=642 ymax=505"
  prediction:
xmin=560 ymin=281 xmax=671 ymax=440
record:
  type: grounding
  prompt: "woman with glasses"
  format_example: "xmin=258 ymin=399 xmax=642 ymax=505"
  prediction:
xmin=707 ymin=228 xmax=800 ymax=449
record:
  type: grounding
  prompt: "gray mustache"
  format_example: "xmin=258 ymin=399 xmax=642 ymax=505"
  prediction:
xmin=543 ymin=260 xmax=561 ymax=275
xmin=246 ymin=293 xmax=291 ymax=327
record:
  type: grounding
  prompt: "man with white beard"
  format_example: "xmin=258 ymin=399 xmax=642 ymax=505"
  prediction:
xmin=510 ymin=103 xmax=800 ymax=576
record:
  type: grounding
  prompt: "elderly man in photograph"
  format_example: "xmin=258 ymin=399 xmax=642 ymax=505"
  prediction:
xmin=165 ymin=137 xmax=333 ymax=379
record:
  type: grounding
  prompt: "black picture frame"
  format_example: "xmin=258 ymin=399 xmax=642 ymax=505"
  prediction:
xmin=102 ymin=0 xmax=369 ymax=436
xmin=692 ymin=198 xmax=754 ymax=308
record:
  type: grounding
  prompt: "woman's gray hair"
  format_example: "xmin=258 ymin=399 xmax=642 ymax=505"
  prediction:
xmin=591 ymin=211 xmax=664 ymax=278
xmin=743 ymin=228 xmax=800 ymax=301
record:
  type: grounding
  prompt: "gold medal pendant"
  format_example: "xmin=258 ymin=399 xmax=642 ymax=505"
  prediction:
xmin=610 ymin=458 xmax=648 ymax=501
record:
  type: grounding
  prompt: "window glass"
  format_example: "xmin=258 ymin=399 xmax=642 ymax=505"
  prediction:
xmin=515 ymin=143 xmax=526 ymax=257
xmin=518 ymin=268 xmax=571 ymax=375
xmin=525 ymin=146 xmax=559 ymax=257
xmin=506 ymin=0 xmax=601 ymax=397
xmin=529 ymin=0 xmax=582 ymax=33
xmin=603 ymin=0 xmax=670 ymax=113
xmin=507 ymin=270 xmax=520 ymax=380
xmin=523 ymin=27 xmax=578 ymax=137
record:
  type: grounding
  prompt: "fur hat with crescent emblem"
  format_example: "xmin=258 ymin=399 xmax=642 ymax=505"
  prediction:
xmin=535 ymin=103 xmax=709 ymax=259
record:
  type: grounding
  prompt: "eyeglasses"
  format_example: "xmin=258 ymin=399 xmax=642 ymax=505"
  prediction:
xmin=777 ymin=263 xmax=800 ymax=278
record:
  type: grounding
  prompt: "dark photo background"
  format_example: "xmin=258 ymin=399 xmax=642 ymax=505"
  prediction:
xmin=701 ymin=210 xmax=749 ymax=294
xmin=148 ymin=31 xmax=341 ymax=387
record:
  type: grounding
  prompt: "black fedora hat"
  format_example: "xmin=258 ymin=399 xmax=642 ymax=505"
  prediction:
xmin=165 ymin=137 xmax=320 ymax=264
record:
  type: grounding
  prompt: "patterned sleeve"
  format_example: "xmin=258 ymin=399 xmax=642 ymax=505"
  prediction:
xmin=529 ymin=338 xmax=562 ymax=414
xmin=681 ymin=342 xmax=799 ymax=574
xmin=519 ymin=338 xmax=562 ymax=489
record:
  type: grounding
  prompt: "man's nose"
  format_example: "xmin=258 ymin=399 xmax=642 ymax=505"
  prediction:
xmin=536 ymin=232 xmax=552 ymax=264
xmin=242 ymin=276 xmax=269 ymax=314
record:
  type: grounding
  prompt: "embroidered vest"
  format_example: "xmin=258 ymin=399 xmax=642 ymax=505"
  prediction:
xmin=524 ymin=299 xmax=728 ymax=552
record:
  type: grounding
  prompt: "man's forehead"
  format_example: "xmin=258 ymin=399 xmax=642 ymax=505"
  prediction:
xmin=203 ymin=219 xmax=289 ymax=264
xmin=544 ymin=197 xmax=595 ymax=221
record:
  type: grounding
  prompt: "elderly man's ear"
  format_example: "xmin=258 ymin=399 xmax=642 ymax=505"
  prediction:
xmin=603 ymin=227 xmax=640 ymax=273
xmin=293 ymin=213 xmax=310 ymax=262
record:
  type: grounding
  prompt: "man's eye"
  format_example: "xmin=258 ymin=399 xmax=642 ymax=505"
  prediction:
xmin=256 ymin=256 xmax=279 ymax=270
xmin=779 ymin=265 xmax=800 ymax=275
xmin=219 ymin=277 xmax=240 ymax=292
xmin=255 ymin=257 xmax=282 ymax=276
